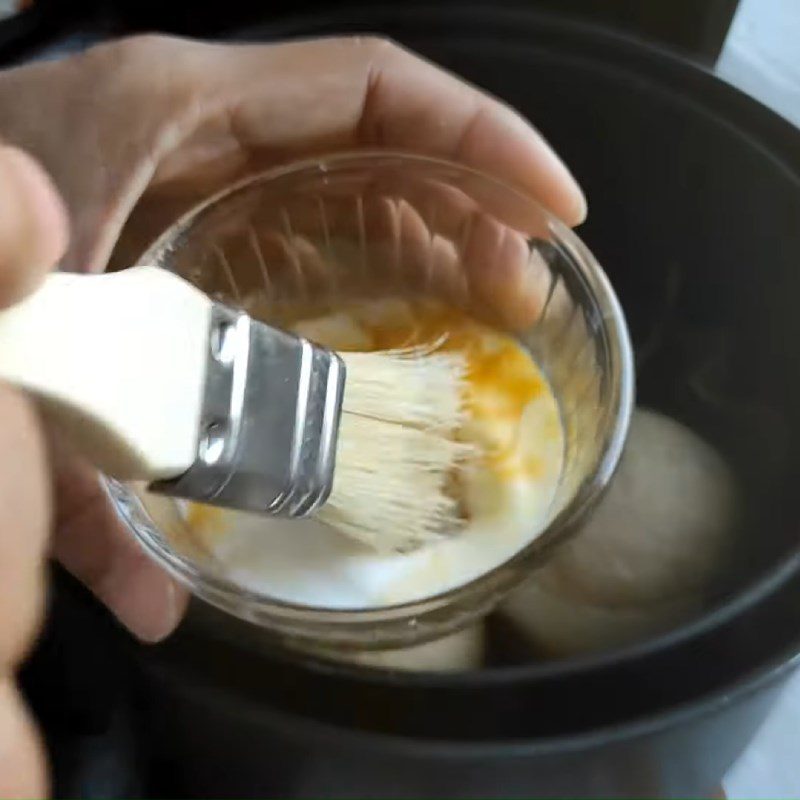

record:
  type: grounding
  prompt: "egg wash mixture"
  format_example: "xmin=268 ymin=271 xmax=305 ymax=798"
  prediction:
xmin=164 ymin=299 xmax=564 ymax=608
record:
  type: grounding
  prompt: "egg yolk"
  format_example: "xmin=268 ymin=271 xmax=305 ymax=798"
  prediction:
xmin=336 ymin=301 xmax=549 ymax=483
xmin=186 ymin=502 xmax=224 ymax=533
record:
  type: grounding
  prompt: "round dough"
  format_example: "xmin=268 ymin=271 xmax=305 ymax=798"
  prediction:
xmin=187 ymin=601 xmax=485 ymax=672
xmin=499 ymin=407 xmax=737 ymax=657
xmin=314 ymin=624 xmax=485 ymax=672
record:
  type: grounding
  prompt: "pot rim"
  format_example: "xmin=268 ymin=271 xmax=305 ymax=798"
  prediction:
xmin=152 ymin=637 xmax=800 ymax=755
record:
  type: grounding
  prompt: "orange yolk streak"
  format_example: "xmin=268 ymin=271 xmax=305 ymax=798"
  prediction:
xmin=344 ymin=302 xmax=547 ymax=482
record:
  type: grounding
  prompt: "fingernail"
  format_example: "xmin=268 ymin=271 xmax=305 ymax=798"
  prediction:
xmin=571 ymin=188 xmax=588 ymax=226
xmin=131 ymin=577 xmax=189 ymax=644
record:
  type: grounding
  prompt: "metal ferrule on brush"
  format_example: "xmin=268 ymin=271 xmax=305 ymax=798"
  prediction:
xmin=151 ymin=303 xmax=345 ymax=517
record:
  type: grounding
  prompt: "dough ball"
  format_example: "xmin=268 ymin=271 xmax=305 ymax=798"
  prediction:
xmin=498 ymin=407 xmax=737 ymax=657
xmin=186 ymin=601 xmax=485 ymax=672
xmin=500 ymin=582 xmax=698 ymax=657
xmin=312 ymin=624 xmax=485 ymax=672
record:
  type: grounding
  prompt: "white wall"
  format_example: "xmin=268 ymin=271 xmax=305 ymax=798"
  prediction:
xmin=718 ymin=1 xmax=800 ymax=797
xmin=716 ymin=0 xmax=800 ymax=127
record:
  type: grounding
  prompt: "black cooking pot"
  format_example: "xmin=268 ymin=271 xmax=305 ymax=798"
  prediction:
xmin=12 ymin=6 xmax=800 ymax=798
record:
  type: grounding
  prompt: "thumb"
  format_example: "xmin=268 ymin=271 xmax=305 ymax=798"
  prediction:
xmin=0 ymin=145 xmax=68 ymax=306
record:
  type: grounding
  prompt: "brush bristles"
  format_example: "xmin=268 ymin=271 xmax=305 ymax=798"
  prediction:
xmin=339 ymin=349 xmax=469 ymax=431
xmin=319 ymin=415 xmax=473 ymax=552
xmin=318 ymin=349 xmax=474 ymax=552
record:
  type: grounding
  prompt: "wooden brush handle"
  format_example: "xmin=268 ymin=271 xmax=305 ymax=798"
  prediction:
xmin=0 ymin=266 xmax=211 ymax=480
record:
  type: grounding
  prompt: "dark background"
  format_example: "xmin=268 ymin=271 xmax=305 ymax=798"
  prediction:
xmin=1 ymin=0 xmax=740 ymax=66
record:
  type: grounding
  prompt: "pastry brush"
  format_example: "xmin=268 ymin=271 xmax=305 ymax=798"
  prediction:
xmin=0 ymin=266 xmax=471 ymax=551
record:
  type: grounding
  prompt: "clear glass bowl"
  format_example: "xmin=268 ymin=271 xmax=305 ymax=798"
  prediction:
xmin=106 ymin=152 xmax=634 ymax=651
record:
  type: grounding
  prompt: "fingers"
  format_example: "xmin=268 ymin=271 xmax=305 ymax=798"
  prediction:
xmin=0 ymin=50 xmax=170 ymax=274
xmin=0 ymin=388 xmax=49 ymax=670
xmin=48 ymin=436 xmax=188 ymax=643
xmin=0 ymin=34 xmax=581 ymax=273
xmin=0 ymin=34 xmax=583 ymax=311
xmin=0 ymin=147 xmax=64 ymax=800
xmin=0 ymin=679 xmax=47 ymax=800
xmin=0 ymin=388 xmax=50 ymax=799
xmin=359 ymin=39 xmax=586 ymax=225
xmin=111 ymin=35 xmax=575 ymax=332
xmin=184 ymin=179 xmax=549 ymax=332
xmin=188 ymin=36 xmax=584 ymax=222
xmin=181 ymin=36 xmax=585 ymax=223
xmin=0 ymin=146 xmax=68 ymax=305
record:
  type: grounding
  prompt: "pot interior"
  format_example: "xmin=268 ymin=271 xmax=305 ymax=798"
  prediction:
xmin=140 ymin=9 xmax=800 ymax=741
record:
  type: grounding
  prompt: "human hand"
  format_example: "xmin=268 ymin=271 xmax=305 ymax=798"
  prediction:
xmin=0 ymin=34 xmax=585 ymax=272
xmin=0 ymin=145 xmax=68 ymax=799
xmin=0 ymin=34 xmax=586 ymax=645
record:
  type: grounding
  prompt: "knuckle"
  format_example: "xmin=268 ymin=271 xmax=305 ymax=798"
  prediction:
xmin=350 ymin=35 xmax=402 ymax=58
